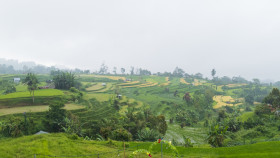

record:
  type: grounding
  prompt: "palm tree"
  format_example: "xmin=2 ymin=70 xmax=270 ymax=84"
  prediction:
xmin=23 ymin=73 xmax=39 ymax=103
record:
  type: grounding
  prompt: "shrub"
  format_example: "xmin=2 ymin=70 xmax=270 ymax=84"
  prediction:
xmin=68 ymin=134 xmax=79 ymax=140
xmin=70 ymin=87 xmax=79 ymax=93
xmin=110 ymin=128 xmax=132 ymax=141
xmin=183 ymin=136 xmax=194 ymax=147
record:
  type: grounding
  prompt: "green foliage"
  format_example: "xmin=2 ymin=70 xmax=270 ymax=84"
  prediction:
xmin=110 ymin=128 xmax=132 ymax=141
xmin=137 ymin=128 xmax=161 ymax=141
xmin=255 ymin=104 xmax=271 ymax=116
xmin=206 ymin=124 xmax=229 ymax=147
xmin=44 ymin=101 xmax=66 ymax=132
xmin=183 ymin=135 xmax=194 ymax=147
xmin=68 ymin=87 xmax=83 ymax=102
xmin=176 ymin=110 xmax=199 ymax=126
xmin=0 ymin=117 xmax=24 ymax=137
xmin=263 ymin=88 xmax=280 ymax=108
xmin=0 ymin=80 xmax=16 ymax=94
xmin=245 ymin=94 xmax=254 ymax=105
xmin=23 ymin=73 xmax=39 ymax=103
xmin=157 ymin=115 xmax=168 ymax=135
xmin=149 ymin=140 xmax=180 ymax=157
xmin=53 ymin=71 xmax=79 ymax=90
xmin=61 ymin=113 xmax=82 ymax=136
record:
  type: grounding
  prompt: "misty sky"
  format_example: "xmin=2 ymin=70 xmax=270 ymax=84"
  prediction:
xmin=1 ymin=0 xmax=280 ymax=81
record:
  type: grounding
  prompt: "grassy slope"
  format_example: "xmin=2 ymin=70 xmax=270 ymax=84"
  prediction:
xmin=0 ymin=89 xmax=64 ymax=107
xmin=0 ymin=89 xmax=63 ymax=99
xmin=0 ymin=104 xmax=85 ymax=116
xmin=0 ymin=133 xmax=280 ymax=158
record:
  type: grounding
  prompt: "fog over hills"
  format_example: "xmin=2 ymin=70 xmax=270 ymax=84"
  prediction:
xmin=1 ymin=0 xmax=280 ymax=81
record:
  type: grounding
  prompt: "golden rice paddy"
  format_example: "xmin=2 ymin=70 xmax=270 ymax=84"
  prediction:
xmin=213 ymin=95 xmax=243 ymax=109
xmin=86 ymin=83 xmax=104 ymax=91
xmin=118 ymin=81 xmax=140 ymax=86
xmin=180 ymin=78 xmax=190 ymax=85
xmin=80 ymin=75 xmax=126 ymax=81
xmin=122 ymin=82 xmax=158 ymax=88
xmin=226 ymin=83 xmax=247 ymax=88
xmin=159 ymin=77 xmax=171 ymax=86
xmin=192 ymin=79 xmax=203 ymax=86
xmin=95 ymin=75 xmax=126 ymax=81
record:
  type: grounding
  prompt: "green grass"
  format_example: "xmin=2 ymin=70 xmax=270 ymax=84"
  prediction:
xmin=86 ymin=93 xmax=114 ymax=102
xmin=0 ymin=133 xmax=280 ymax=158
xmin=0 ymin=89 xmax=63 ymax=99
xmin=0 ymin=89 xmax=64 ymax=107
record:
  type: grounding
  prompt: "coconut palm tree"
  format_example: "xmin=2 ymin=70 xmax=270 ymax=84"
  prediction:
xmin=23 ymin=73 xmax=39 ymax=103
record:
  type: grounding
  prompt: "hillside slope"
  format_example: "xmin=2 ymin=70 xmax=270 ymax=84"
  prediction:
xmin=0 ymin=133 xmax=280 ymax=158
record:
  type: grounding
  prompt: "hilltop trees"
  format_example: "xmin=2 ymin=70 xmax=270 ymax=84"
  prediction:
xmin=211 ymin=69 xmax=216 ymax=79
xmin=113 ymin=67 xmax=117 ymax=75
xmin=99 ymin=63 xmax=108 ymax=74
xmin=173 ymin=67 xmax=185 ymax=77
xmin=138 ymin=68 xmax=151 ymax=75
xmin=263 ymin=88 xmax=280 ymax=109
xmin=130 ymin=66 xmax=134 ymax=75
xmin=23 ymin=73 xmax=39 ymax=103
xmin=121 ymin=68 xmax=125 ymax=75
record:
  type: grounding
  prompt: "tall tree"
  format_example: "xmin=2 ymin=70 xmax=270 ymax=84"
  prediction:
xmin=23 ymin=73 xmax=39 ymax=103
xmin=183 ymin=92 xmax=191 ymax=103
xmin=252 ymin=78 xmax=260 ymax=85
xmin=99 ymin=63 xmax=108 ymax=74
xmin=113 ymin=67 xmax=117 ymax=75
xmin=173 ymin=67 xmax=185 ymax=77
xmin=121 ymin=68 xmax=125 ymax=75
xmin=211 ymin=69 xmax=216 ymax=79
xmin=130 ymin=66 xmax=134 ymax=75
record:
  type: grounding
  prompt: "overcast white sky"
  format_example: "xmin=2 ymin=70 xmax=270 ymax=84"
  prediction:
xmin=0 ymin=0 xmax=280 ymax=81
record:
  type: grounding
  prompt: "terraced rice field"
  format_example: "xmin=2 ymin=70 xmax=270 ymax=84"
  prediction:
xmin=180 ymin=78 xmax=190 ymax=85
xmin=213 ymin=95 xmax=243 ymax=108
xmin=119 ymin=97 xmax=143 ymax=115
xmin=192 ymin=79 xmax=203 ymax=86
xmin=118 ymin=81 xmax=140 ymax=86
xmin=226 ymin=83 xmax=247 ymax=87
xmin=159 ymin=77 xmax=171 ymax=86
xmin=121 ymin=82 xmax=158 ymax=88
xmin=165 ymin=123 xmax=207 ymax=145
xmin=81 ymin=75 xmax=125 ymax=81
xmin=96 ymin=83 xmax=113 ymax=92
xmin=86 ymin=83 xmax=113 ymax=92
xmin=85 ymin=83 xmax=104 ymax=91
xmin=75 ymin=100 xmax=117 ymax=127
xmin=0 ymin=104 xmax=84 ymax=116
xmin=86 ymin=93 xmax=114 ymax=102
